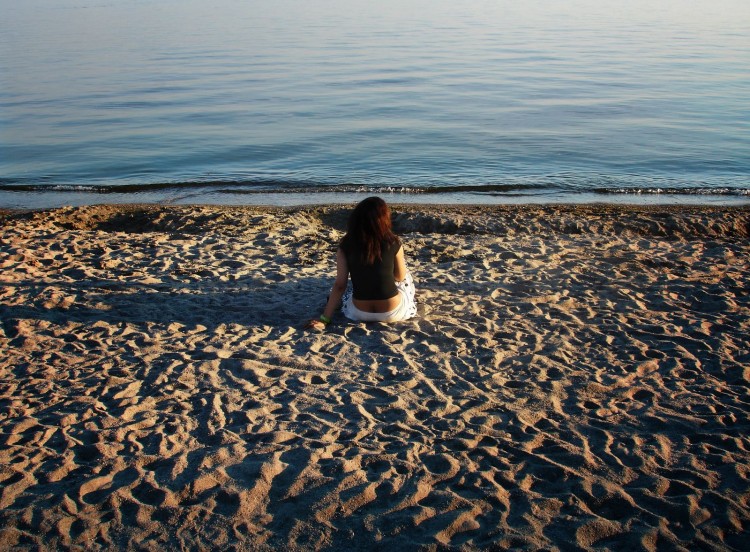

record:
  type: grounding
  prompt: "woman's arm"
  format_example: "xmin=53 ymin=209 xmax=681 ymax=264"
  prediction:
xmin=394 ymin=244 xmax=407 ymax=282
xmin=306 ymin=248 xmax=348 ymax=330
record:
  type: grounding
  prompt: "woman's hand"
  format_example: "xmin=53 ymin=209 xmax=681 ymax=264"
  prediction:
xmin=305 ymin=249 xmax=347 ymax=332
xmin=305 ymin=319 xmax=327 ymax=331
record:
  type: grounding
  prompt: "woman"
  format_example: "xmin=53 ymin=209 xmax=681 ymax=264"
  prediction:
xmin=307 ymin=197 xmax=417 ymax=330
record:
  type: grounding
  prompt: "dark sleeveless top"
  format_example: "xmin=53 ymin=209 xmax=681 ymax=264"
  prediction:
xmin=343 ymin=240 xmax=401 ymax=301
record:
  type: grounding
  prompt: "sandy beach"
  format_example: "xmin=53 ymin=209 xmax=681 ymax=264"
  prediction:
xmin=1 ymin=203 xmax=748 ymax=550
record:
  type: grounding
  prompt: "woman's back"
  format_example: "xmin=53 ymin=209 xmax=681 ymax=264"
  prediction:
xmin=343 ymin=240 xmax=401 ymax=301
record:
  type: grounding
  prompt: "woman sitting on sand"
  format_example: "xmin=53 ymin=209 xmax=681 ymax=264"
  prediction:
xmin=307 ymin=197 xmax=417 ymax=330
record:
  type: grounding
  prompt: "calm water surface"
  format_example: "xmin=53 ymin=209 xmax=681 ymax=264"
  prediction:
xmin=1 ymin=0 xmax=749 ymax=207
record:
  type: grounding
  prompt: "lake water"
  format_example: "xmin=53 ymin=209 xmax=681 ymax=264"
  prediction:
xmin=1 ymin=0 xmax=749 ymax=208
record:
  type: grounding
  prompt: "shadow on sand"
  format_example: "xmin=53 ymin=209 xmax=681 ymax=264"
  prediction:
xmin=1 ymin=274 xmax=332 ymax=336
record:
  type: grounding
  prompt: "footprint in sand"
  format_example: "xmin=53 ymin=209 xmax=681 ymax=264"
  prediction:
xmin=300 ymin=373 xmax=326 ymax=385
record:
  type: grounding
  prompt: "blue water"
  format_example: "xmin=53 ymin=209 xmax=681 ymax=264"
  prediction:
xmin=1 ymin=0 xmax=749 ymax=208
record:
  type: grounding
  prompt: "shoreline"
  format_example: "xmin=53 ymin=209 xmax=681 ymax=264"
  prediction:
xmin=2 ymin=202 xmax=748 ymax=243
xmin=1 ymin=203 xmax=749 ymax=549
xmin=2 ymin=186 xmax=749 ymax=212
xmin=3 ymin=199 xmax=749 ymax=223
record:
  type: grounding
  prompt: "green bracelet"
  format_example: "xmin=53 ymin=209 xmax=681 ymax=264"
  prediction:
xmin=319 ymin=314 xmax=331 ymax=325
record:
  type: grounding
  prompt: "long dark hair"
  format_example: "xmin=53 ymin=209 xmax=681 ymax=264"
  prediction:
xmin=340 ymin=197 xmax=399 ymax=265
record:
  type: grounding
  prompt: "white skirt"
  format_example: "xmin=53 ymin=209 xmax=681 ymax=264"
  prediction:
xmin=342 ymin=272 xmax=418 ymax=322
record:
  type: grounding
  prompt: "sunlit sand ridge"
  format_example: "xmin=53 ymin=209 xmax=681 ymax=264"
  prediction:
xmin=1 ymin=204 xmax=748 ymax=550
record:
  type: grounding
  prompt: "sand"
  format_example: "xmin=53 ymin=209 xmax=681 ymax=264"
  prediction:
xmin=1 ymin=203 xmax=749 ymax=551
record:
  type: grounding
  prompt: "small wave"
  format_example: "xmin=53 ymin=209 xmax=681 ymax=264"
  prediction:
xmin=216 ymin=183 xmax=547 ymax=195
xmin=595 ymin=187 xmax=750 ymax=197
xmin=3 ymin=178 xmax=748 ymax=200
xmin=0 ymin=180 xmax=294 ymax=194
xmin=0 ymin=180 xmax=546 ymax=196
xmin=0 ymin=180 xmax=241 ymax=193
